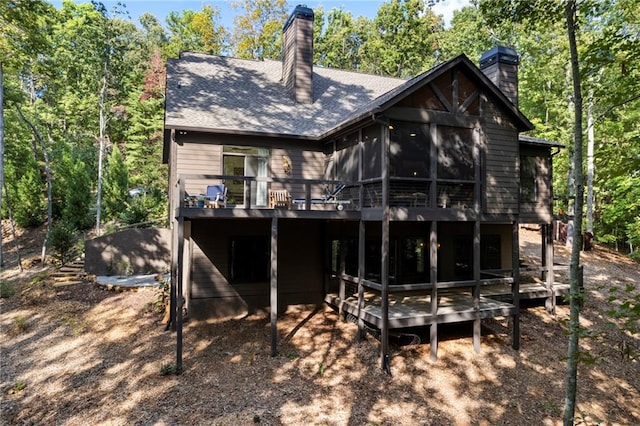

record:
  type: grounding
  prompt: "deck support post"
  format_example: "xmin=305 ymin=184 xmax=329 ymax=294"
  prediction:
xmin=176 ymin=215 xmax=184 ymax=373
xmin=380 ymin=122 xmax=390 ymax=375
xmin=429 ymin=220 xmax=438 ymax=362
xmin=543 ymin=224 xmax=555 ymax=313
xmin=356 ymin=219 xmax=366 ymax=341
xmin=338 ymin=234 xmax=347 ymax=320
xmin=473 ymin=220 xmax=481 ymax=354
xmin=270 ymin=216 xmax=278 ymax=357
xmin=512 ymin=220 xmax=520 ymax=350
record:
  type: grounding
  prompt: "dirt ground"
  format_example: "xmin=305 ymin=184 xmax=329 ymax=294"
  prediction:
xmin=1 ymin=225 xmax=639 ymax=425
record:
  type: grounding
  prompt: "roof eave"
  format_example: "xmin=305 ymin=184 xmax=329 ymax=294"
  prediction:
xmin=164 ymin=124 xmax=322 ymax=141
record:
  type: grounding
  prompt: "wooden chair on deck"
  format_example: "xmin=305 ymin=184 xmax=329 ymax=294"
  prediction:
xmin=268 ymin=189 xmax=291 ymax=209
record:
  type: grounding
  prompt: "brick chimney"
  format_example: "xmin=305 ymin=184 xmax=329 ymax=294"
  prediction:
xmin=479 ymin=46 xmax=519 ymax=107
xmin=282 ymin=5 xmax=314 ymax=104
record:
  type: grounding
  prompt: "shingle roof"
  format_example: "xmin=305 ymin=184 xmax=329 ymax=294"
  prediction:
xmin=164 ymin=52 xmax=534 ymax=139
xmin=164 ymin=52 xmax=405 ymax=139
xmin=519 ymin=135 xmax=564 ymax=148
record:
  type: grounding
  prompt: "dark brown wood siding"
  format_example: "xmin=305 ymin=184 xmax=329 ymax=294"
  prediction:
xmin=519 ymin=146 xmax=553 ymax=223
xmin=176 ymin=141 xmax=223 ymax=196
xmin=270 ymin=148 xmax=325 ymax=198
xmin=174 ymin=139 xmax=326 ymax=199
xmin=188 ymin=218 xmax=325 ymax=319
xmin=484 ymin=99 xmax=520 ymax=215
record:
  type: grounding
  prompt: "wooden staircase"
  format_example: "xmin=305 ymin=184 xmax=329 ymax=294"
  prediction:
xmin=52 ymin=258 xmax=87 ymax=287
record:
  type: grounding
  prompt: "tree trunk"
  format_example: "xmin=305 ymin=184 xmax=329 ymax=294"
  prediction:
xmin=3 ymin=182 xmax=22 ymax=272
xmin=0 ymin=62 xmax=5 ymax=268
xmin=563 ymin=1 xmax=585 ymax=424
xmin=96 ymin=66 xmax=107 ymax=237
xmin=15 ymin=104 xmax=53 ymax=267
xmin=586 ymin=90 xmax=594 ymax=234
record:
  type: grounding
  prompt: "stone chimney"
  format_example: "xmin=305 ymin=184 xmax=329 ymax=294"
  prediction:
xmin=282 ymin=5 xmax=314 ymax=104
xmin=479 ymin=46 xmax=519 ymax=107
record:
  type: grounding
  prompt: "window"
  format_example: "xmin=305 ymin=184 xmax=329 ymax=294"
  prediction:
xmin=481 ymin=235 xmax=502 ymax=270
xmin=331 ymin=237 xmax=428 ymax=285
xmin=223 ymin=146 xmax=269 ymax=206
xmin=453 ymin=235 xmax=502 ymax=279
xmin=520 ymin=155 xmax=537 ymax=202
xmin=230 ymin=237 xmax=270 ymax=283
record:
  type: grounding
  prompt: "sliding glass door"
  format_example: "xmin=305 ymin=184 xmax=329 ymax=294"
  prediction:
xmin=223 ymin=146 xmax=269 ymax=207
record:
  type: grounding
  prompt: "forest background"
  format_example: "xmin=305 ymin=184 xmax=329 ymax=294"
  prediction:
xmin=0 ymin=0 xmax=639 ymax=264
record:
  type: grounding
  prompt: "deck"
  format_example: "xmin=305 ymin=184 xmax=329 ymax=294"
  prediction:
xmin=325 ymin=280 xmax=569 ymax=330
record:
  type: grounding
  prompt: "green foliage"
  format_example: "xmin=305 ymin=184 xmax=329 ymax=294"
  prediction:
xmin=160 ymin=363 xmax=178 ymax=376
xmin=314 ymin=8 xmax=369 ymax=70
xmin=607 ymin=285 xmax=640 ymax=334
xmin=48 ymin=220 xmax=77 ymax=265
xmin=166 ymin=5 xmax=227 ymax=57
xmin=125 ymin=92 xmax=166 ymax=191
xmin=119 ymin=187 xmax=167 ymax=226
xmin=13 ymin=158 xmax=45 ymax=228
xmin=0 ymin=281 xmax=14 ymax=298
xmin=102 ymin=147 xmax=129 ymax=221
xmin=231 ymin=0 xmax=288 ymax=60
xmin=58 ymin=151 xmax=93 ymax=230
xmin=360 ymin=0 xmax=443 ymax=77
xmin=13 ymin=316 xmax=28 ymax=333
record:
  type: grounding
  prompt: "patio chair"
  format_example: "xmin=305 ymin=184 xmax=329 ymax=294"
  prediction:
xmin=269 ymin=189 xmax=291 ymax=209
xmin=292 ymin=183 xmax=351 ymax=211
xmin=205 ymin=184 xmax=227 ymax=208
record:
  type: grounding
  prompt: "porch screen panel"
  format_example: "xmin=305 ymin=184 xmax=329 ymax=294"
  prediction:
xmin=389 ymin=121 xmax=430 ymax=178
xmin=436 ymin=126 xmax=475 ymax=209
xmin=362 ymin=125 xmax=382 ymax=180
xmin=335 ymin=131 xmax=359 ymax=183
xmin=437 ymin=126 xmax=474 ymax=180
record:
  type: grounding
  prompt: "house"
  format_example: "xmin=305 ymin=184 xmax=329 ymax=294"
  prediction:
xmin=163 ymin=5 xmax=565 ymax=372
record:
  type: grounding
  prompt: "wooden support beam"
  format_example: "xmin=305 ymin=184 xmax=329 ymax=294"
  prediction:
xmin=270 ymin=216 xmax=278 ymax=357
xmin=473 ymin=220 xmax=481 ymax=354
xmin=381 ymin=123 xmax=391 ymax=375
xmin=176 ymin=216 xmax=184 ymax=373
xmin=545 ymin=224 xmax=555 ymax=313
xmin=356 ymin=219 xmax=366 ymax=342
xmin=338 ymin=236 xmax=347 ymax=319
xmin=512 ymin=221 xmax=520 ymax=350
xmin=430 ymin=220 xmax=438 ymax=362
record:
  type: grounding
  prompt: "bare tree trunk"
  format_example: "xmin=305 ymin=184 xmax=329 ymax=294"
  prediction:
xmin=3 ymin=182 xmax=22 ymax=272
xmin=564 ymin=1 xmax=585 ymax=424
xmin=586 ymin=90 xmax=594 ymax=234
xmin=15 ymin=105 xmax=53 ymax=268
xmin=96 ymin=65 xmax=108 ymax=237
xmin=0 ymin=62 xmax=5 ymax=268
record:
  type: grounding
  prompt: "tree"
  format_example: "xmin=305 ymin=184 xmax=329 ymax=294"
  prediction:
xmin=0 ymin=0 xmax=53 ymax=266
xmin=102 ymin=145 xmax=129 ymax=222
xmin=563 ymin=2 xmax=584 ymax=422
xmin=315 ymin=8 xmax=369 ymax=70
xmin=124 ymin=51 xmax=166 ymax=191
xmin=59 ymin=149 xmax=93 ymax=230
xmin=360 ymin=0 xmax=443 ymax=77
xmin=166 ymin=5 xmax=227 ymax=57
xmin=13 ymin=156 xmax=45 ymax=228
xmin=231 ymin=0 xmax=288 ymax=60
xmin=477 ymin=0 xmax=587 ymax=423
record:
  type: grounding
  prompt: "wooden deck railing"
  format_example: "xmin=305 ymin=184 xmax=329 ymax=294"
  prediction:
xmin=175 ymin=174 xmax=358 ymax=210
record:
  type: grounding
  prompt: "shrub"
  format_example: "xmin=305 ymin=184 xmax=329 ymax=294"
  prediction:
xmin=0 ymin=281 xmax=15 ymax=298
xmin=49 ymin=221 xmax=77 ymax=265
xmin=14 ymin=160 xmax=45 ymax=228
xmin=120 ymin=187 xmax=167 ymax=226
